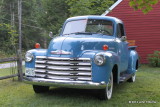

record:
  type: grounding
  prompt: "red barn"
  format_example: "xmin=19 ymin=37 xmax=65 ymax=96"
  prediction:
xmin=102 ymin=0 xmax=160 ymax=63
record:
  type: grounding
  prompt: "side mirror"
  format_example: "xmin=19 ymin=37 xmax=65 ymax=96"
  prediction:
xmin=121 ymin=36 xmax=127 ymax=41
xmin=49 ymin=32 xmax=53 ymax=38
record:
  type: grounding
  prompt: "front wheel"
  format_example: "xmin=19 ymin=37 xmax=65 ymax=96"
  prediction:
xmin=33 ymin=85 xmax=49 ymax=93
xmin=99 ymin=72 xmax=113 ymax=100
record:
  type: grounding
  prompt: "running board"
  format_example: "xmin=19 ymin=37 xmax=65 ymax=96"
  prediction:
xmin=119 ymin=74 xmax=132 ymax=83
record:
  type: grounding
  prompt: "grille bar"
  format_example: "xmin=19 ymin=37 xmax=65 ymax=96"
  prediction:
xmin=35 ymin=74 xmax=91 ymax=80
xmin=36 ymin=60 xmax=91 ymax=66
xmin=35 ymin=56 xmax=92 ymax=81
xmin=35 ymin=70 xmax=91 ymax=76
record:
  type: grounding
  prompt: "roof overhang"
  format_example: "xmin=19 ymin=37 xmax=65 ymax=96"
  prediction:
xmin=101 ymin=0 xmax=123 ymax=16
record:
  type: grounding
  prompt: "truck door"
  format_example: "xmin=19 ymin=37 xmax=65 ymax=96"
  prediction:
xmin=117 ymin=23 xmax=129 ymax=72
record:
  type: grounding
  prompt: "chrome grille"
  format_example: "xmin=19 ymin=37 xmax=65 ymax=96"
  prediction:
xmin=35 ymin=56 xmax=92 ymax=81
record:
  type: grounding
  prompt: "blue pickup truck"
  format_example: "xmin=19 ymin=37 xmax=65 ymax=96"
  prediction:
xmin=24 ymin=15 xmax=139 ymax=100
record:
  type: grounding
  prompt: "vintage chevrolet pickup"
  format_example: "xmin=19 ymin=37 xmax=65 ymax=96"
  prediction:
xmin=24 ymin=15 xmax=139 ymax=100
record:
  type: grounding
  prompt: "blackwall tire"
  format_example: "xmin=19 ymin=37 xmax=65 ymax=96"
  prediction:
xmin=33 ymin=85 xmax=49 ymax=93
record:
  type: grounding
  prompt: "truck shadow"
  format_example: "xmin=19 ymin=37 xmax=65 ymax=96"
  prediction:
xmin=48 ymin=87 xmax=99 ymax=99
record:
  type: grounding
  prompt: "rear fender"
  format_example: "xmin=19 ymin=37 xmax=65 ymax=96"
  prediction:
xmin=127 ymin=50 xmax=139 ymax=74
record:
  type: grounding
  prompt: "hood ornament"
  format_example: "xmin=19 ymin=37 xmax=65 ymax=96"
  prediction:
xmin=50 ymin=50 xmax=72 ymax=55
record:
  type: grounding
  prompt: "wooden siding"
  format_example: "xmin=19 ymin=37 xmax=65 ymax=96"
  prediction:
xmin=107 ymin=0 xmax=160 ymax=63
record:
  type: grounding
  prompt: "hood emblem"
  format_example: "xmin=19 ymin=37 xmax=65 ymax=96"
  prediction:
xmin=50 ymin=50 xmax=72 ymax=55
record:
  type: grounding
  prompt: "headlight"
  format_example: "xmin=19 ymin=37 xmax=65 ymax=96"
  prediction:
xmin=25 ymin=52 xmax=34 ymax=62
xmin=25 ymin=68 xmax=35 ymax=76
xmin=94 ymin=54 xmax=106 ymax=66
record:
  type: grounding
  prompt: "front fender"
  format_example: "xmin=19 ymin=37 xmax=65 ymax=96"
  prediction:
xmin=82 ymin=51 xmax=120 ymax=84
xmin=25 ymin=49 xmax=47 ymax=68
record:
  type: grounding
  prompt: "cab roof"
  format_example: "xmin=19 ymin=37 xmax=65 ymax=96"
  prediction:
xmin=66 ymin=15 xmax=123 ymax=24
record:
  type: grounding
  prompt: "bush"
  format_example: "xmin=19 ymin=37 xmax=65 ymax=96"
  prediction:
xmin=147 ymin=51 xmax=160 ymax=67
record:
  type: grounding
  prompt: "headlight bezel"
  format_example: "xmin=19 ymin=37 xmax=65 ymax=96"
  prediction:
xmin=94 ymin=53 xmax=106 ymax=66
xmin=25 ymin=52 xmax=34 ymax=62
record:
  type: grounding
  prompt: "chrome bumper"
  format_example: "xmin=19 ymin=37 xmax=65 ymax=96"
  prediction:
xmin=23 ymin=77 xmax=106 ymax=89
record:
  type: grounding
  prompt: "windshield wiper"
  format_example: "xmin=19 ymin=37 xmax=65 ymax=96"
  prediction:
xmin=63 ymin=32 xmax=92 ymax=35
xmin=74 ymin=32 xmax=93 ymax=35
xmin=90 ymin=32 xmax=103 ymax=35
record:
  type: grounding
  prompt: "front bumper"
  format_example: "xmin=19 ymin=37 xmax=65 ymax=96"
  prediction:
xmin=23 ymin=77 xmax=107 ymax=89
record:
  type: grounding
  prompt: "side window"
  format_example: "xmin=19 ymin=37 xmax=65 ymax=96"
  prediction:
xmin=117 ymin=24 xmax=125 ymax=38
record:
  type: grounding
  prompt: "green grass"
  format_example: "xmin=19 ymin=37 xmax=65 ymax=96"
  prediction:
xmin=0 ymin=66 xmax=24 ymax=77
xmin=0 ymin=67 xmax=17 ymax=77
xmin=0 ymin=65 xmax=160 ymax=107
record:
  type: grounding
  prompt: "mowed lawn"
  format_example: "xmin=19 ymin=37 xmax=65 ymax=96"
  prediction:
xmin=0 ymin=65 xmax=160 ymax=107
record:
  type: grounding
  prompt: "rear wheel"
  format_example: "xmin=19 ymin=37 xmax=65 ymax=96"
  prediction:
xmin=127 ymin=73 xmax=136 ymax=82
xmin=33 ymin=85 xmax=49 ymax=93
xmin=128 ymin=61 xmax=138 ymax=82
xmin=99 ymin=72 xmax=113 ymax=100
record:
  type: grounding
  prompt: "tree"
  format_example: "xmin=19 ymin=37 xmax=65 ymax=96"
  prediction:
xmin=0 ymin=0 xmax=116 ymax=52
xmin=0 ymin=0 xmax=50 ymax=50
xmin=21 ymin=0 xmax=47 ymax=49
xmin=129 ymin=0 xmax=160 ymax=14
xmin=35 ymin=0 xmax=69 ymax=36
xmin=0 ymin=23 xmax=18 ymax=53
xmin=0 ymin=0 xmax=69 ymax=51
xmin=66 ymin=0 xmax=114 ymax=16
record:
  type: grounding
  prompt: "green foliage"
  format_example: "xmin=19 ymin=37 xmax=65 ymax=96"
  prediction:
xmin=0 ymin=51 xmax=6 ymax=59
xmin=21 ymin=0 xmax=48 ymax=49
xmin=129 ymin=0 xmax=160 ymax=14
xmin=66 ymin=0 xmax=114 ymax=16
xmin=0 ymin=23 xmax=18 ymax=53
xmin=35 ymin=0 xmax=69 ymax=36
xmin=147 ymin=51 xmax=160 ymax=67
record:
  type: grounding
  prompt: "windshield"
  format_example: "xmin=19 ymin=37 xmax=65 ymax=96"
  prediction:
xmin=62 ymin=19 xmax=113 ymax=36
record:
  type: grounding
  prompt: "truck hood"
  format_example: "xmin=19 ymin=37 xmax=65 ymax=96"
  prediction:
xmin=47 ymin=35 xmax=115 ymax=57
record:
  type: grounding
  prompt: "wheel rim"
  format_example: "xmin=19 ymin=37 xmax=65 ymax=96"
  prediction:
xmin=106 ymin=72 xmax=113 ymax=99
